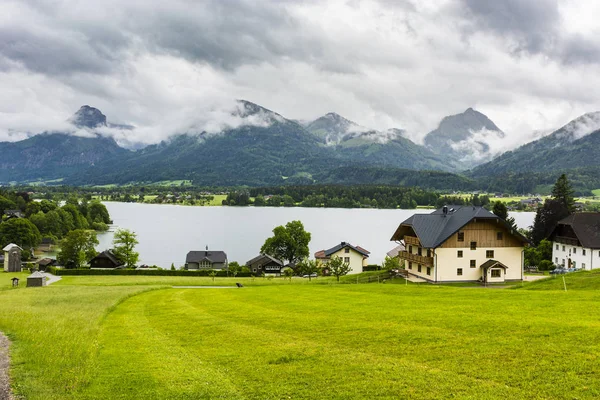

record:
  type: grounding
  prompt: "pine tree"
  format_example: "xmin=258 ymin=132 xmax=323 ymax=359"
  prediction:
xmin=551 ymin=174 xmax=575 ymax=213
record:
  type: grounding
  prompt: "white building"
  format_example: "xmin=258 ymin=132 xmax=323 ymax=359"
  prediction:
xmin=390 ymin=206 xmax=529 ymax=283
xmin=315 ymin=242 xmax=370 ymax=274
xmin=549 ymin=213 xmax=600 ymax=270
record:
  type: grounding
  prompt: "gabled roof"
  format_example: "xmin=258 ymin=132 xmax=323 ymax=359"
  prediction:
xmin=3 ymin=243 xmax=23 ymax=252
xmin=245 ymin=253 xmax=283 ymax=267
xmin=550 ymin=213 xmax=600 ymax=249
xmin=480 ymin=260 xmax=508 ymax=270
xmin=391 ymin=205 xmax=529 ymax=248
xmin=186 ymin=250 xmax=227 ymax=264
xmin=316 ymin=242 xmax=370 ymax=258
xmin=386 ymin=244 xmax=406 ymax=258
xmin=91 ymin=250 xmax=123 ymax=266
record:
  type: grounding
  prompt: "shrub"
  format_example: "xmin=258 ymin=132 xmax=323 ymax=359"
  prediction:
xmin=49 ymin=268 xmax=254 ymax=277
xmin=538 ymin=260 xmax=554 ymax=271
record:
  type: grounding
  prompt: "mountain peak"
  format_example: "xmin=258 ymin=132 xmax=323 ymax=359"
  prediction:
xmin=69 ymin=105 xmax=107 ymax=129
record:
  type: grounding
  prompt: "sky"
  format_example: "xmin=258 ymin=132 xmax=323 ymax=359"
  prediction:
xmin=1 ymin=0 xmax=600 ymax=148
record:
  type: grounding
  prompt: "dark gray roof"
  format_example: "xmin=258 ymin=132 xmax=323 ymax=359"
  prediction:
xmin=391 ymin=205 xmax=529 ymax=248
xmin=323 ymin=242 xmax=370 ymax=257
xmin=91 ymin=250 xmax=123 ymax=266
xmin=480 ymin=260 xmax=508 ymax=270
xmin=186 ymin=250 xmax=227 ymax=264
xmin=550 ymin=213 xmax=600 ymax=249
xmin=245 ymin=253 xmax=283 ymax=267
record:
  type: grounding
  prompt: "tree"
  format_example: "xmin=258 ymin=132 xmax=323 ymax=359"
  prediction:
xmin=492 ymin=201 xmax=517 ymax=230
xmin=260 ymin=220 xmax=311 ymax=265
xmin=57 ymin=230 xmax=98 ymax=269
xmin=297 ymin=258 xmax=320 ymax=281
xmin=530 ymin=199 xmax=570 ymax=246
xmin=283 ymin=268 xmax=294 ymax=281
xmin=112 ymin=229 xmax=139 ymax=268
xmin=254 ymin=195 xmax=266 ymax=207
xmin=208 ymin=270 xmax=218 ymax=281
xmin=328 ymin=256 xmax=351 ymax=282
xmin=228 ymin=261 xmax=241 ymax=277
xmin=88 ymin=201 xmax=111 ymax=224
xmin=381 ymin=256 xmax=400 ymax=271
xmin=551 ymin=174 xmax=575 ymax=213
xmin=0 ymin=218 xmax=41 ymax=249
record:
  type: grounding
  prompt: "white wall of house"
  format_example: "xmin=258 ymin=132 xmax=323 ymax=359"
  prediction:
xmin=435 ymin=247 xmax=522 ymax=282
xmin=551 ymin=242 xmax=597 ymax=270
xmin=328 ymin=248 xmax=366 ymax=274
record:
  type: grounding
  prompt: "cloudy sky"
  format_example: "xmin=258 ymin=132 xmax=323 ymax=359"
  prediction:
xmin=1 ymin=0 xmax=600 ymax=148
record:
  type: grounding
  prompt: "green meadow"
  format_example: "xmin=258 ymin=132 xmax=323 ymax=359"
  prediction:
xmin=1 ymin=272 xmax=599 ymax=399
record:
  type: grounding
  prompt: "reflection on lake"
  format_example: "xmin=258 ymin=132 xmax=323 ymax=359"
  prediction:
xmin=97 ymin=202 xmax=535 ymax=268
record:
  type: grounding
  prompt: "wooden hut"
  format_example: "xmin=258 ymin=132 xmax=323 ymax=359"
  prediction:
xmin=27 ymin=271 xmax=46 ymax=287
xmin=3 ymin=243 xmax=23 ymax=273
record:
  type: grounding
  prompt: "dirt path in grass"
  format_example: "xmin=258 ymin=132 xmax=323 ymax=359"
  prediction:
xmin=0 ymin=333 xmax=13 ymax=400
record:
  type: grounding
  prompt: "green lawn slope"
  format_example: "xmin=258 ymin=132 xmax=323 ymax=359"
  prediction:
xmin=519 ymin=269 xmax=600 ymax=291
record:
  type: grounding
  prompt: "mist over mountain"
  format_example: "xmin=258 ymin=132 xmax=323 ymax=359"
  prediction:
xmin=424 ymin=108 xmax=505 ymax=169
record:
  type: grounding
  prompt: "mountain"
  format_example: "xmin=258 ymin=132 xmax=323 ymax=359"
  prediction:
xmin=470 ymin=112 xmax=600 ymax=178
xmin=305 ymin=113 xmax=457 ymax=172
xmin=424 ymin=108 xmax=504 ymax=169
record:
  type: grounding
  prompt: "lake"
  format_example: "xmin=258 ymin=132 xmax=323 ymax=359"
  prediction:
xmin=97 ymin=202 xmax=536 ymax=268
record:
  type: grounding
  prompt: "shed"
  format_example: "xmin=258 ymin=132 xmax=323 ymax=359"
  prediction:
xmin=27 ymin=271 xmax=46 ymax=287
xmin=89 ymin=250 xmax=124 ymax=269
xmin=36 ymin=258 xmax=56 ymax=270
xmin=3 ymin=243 xmax=23 ymax=273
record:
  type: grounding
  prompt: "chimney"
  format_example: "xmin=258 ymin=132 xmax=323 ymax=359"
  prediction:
xmin=205 ymin=245 xmax=208 ymax=256
xmin=341 ymin=241 xmax=346 ymax=246
xmin=442 ymin=205 xmax=448 ymax=216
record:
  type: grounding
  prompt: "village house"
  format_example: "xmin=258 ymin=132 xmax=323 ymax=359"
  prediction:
xmin=3 ymin=210 xmax=24 ymax=220
xmin=245 ymin=254 xmax=286 ymax=275
xmin=89 ymin=250 xmax=124 ymax=269
xmin=185 ymin=249 xmax=228 ymax=270
xmin=315 ymin=242 xmax=370 ymax=274
xmin=548 ymin=213 xmax=600 ymax=270
xmin=390 ymin=205 xmax=529 ymax=283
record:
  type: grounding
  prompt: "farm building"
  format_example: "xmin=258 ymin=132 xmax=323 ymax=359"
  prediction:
xmin=185 ymin=249 xmax=228 ymax=270
xmin=27 ymin=271 xmax=46 ymax=287
xmin=245 ymin=254 xmax=286 ymax=275
xmin=315 ymin=242 xmax=370 ymax=275
xmin=390 ymin=205 xmax=529 ymax=283
xmin=89 ymin=251 xmax=124 ymax=269
xmin=3 ymin=243 xmax=22 ymax=273
xmin=548 ymin=213 xmax=600 ymax=270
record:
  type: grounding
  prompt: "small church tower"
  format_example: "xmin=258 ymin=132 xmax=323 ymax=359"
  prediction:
xmin=3 ymin=244 xmax=23 ymax=273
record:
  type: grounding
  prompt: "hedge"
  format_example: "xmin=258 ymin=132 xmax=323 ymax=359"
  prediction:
xmin=48 ymin=267 xmax=254 ymax=277
xmin=362 ymin=265 xmax=382 ymax=272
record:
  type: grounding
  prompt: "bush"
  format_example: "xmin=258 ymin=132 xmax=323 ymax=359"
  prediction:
xmin=48 ymin=267 xmax=254 ymax=277
xmin=538 ymin=260 xmax=554 ymax=271
xmin=362 ymin=265 xmax=381 ymax=272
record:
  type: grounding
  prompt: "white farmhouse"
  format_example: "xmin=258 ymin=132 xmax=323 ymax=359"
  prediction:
xmin=390 ymin=205 xmax=529 ymax=283
xmin=548 ymin=213 xmax=600 ymax=270
xmin=315 ymin=242 xmax=370 ymax=274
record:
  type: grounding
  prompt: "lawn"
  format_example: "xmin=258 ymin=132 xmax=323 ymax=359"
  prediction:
xmin=1 ymin=274 xmax=599 ymax=399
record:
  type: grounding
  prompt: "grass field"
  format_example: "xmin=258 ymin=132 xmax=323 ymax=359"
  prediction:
xmin=1 ymin=272 xmax=599 ymax=399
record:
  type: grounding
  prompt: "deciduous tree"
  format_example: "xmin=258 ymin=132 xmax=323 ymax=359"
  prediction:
xmin=57 ymin=229 xmax=98 ymax=269
xmin=328 ymin=256 xmax=351 ymax=282
xmin=260 ymin=220 xmax=311 ymax=265
xmin=297 ymin=258 xmax=320 ymax=281
xmin=112 ymin=229 xmax=139 ymax=269
xmin=0 ymin=218 xmax=41 ymax=249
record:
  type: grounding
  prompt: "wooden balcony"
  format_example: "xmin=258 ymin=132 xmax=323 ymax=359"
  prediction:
xmin=554 ymin=236 xmax=580 ymax=247
xmin=404 ymin=236 xmax=421 ymax=246
xmin=399 ymin=251 xmax=433 ymax=266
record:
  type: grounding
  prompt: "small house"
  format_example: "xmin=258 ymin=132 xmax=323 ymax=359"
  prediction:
xmin=246 ymin=254 xmax=285 ymax=275
xmin=89 ymin=250 xmax=124 ymax=269
xmin=548 ymin=213 xmax=600 ymax=270
xmin=3 ymin=243 xmax=23 ymax=273
xmin=390 ymin=205 xmax=529 ymax=283
xmin=185 ymin=249 xmax=228 ymax=270
xmin=3 ymin=210 xmax=24 ymax=220
xmin=314 ymin=242 xmax=370 ymax=274
xmin=36 ymin=258 xmax=56 ymax=271
xmin=27 ymin=271 xmax=46 ymax=287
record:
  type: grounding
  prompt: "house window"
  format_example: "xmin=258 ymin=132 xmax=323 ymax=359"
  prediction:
xmin=457 ymin=268 xmax=463 ymax=276
xmin=408 ymin=262 xmax=412 ymax=270
xmin=491 ymin=269 xmax=501 ymax=278
xmin=418 ymin=248 xmax=422 ymax=256
xmin=457 ymin=250 xmax=463 ymax=258
xmin=486 ymin=250 xmax=494 ymax=258
xmin=555 ymin=257 xmax=558 ymax=263
xmin=562 ymin=259 xmax=565 ymax=266
xmin=573 ymin=248 xmax=577 ymax=254
xmin=572 ymin=261 xmax=576 ymax=268
xmin=457 ymin=232 xmax=464 ymax=242
xmin=556 ymin=244 xmax=559 ymax=250
xmin=582 ymin=263 xmax=586 ymax=269
xmin=344 ymin=257 xmax=350 ymax=263
xmin=583 ymin=249 xmax=586 ymax=256
xmin=470 ymin=260 xmax=476 ymax=268
xmin=562 ymin=246 xmax=565 ymax=251
xmin=345 ymin=248 xmax=350 ymax=253
xmin=426 ymin=267 xmax=431 ymax=275
xmin=409 ymin=245 xmax=413 ymax=253
xmin=418 ymin=265 xmax=422 ymax=273
xmin=200 ymin=260 xmax=211 ymax=268
xmin=497 ymin=232 xmax=503 ymax=240
xmin=253 ymin=268 xmax=257 ymax=272
xmin=427 ymin=249 xmax=431 ymax=257
xmin=470 ymin=242 xmax=477 ymax=250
